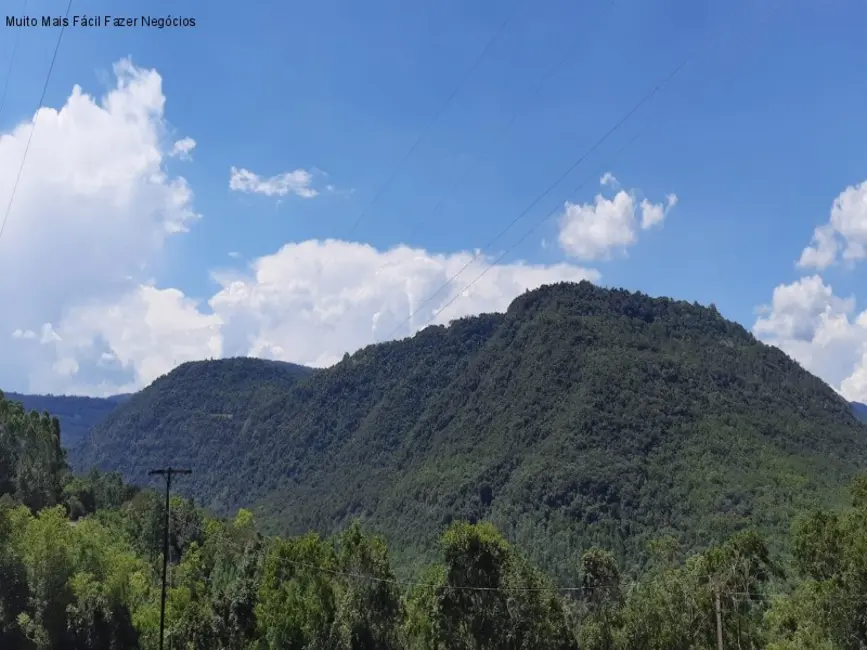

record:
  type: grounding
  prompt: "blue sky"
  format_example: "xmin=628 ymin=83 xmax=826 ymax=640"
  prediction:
xmin=1 ymin=0 xmax=866 ymax=397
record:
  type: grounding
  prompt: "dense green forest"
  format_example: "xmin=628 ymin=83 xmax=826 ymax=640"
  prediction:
xmin=9 ymin=389 xmax=865 ymax=450
xmin=6 ymin=389 xmax=867 ymax=648
xmin=6 ymin=393 xmax=129 ymax=448
xmin=72 ymin=281 xmax=867 ymax=581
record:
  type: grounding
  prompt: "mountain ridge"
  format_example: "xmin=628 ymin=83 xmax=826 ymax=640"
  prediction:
xmin=72 ymin=281 xmax=867 ymax=579
xmin=68 ymin=357 xmax=316 ymax=494
xmin=4 ymin=391 xmax=131 ymax=447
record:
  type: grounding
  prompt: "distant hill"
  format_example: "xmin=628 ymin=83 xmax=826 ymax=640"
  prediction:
xmin=853 ymin=402 xmax=867 ymax=423
xmin=69 ymin=357 xmax=316 ymax=504
xmin=5 ymin=392 xmax=130 ymax=448
xmin=72 ymin=281 xmax=867 ymax=580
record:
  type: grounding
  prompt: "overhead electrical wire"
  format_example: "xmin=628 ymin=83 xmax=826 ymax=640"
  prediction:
xmin=264 ymin=554 xmax=806 ymax=600
xmin=383 ymin=1 xmax=784 ymax=342
xmin=386 ymin=132 xmax=645 ymax=340
xmin=381 ymin=61 xmax=686 ymax=342
xmin=371 ymin=0 xmax=616 ymax=280
xmin=178 ymin=516 xmax=784 ymax=599
xmin=0 ymin=0 xmax=73 ymax=249
xmin=345 ymin=0 xmax=525 ymax=238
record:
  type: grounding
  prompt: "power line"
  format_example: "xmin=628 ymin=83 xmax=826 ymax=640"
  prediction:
xmin=371 ymin=0 xmax=616 ymax=280
xmin=386 ymin=131 xmax=642 ymax=338
xmin=345 ymin=0 xmax=524 ymax=238
xmin=0 ymin=0 xmax=72 ymax=249
xmin=163 ymin=509 xmax=867 ymax=602
xmin=0 ymin=0 xmax=28 ymax=123
xmin=383 ymin=0 xmax=783 ymax=342
xmin=261 ymin=552 xmax=840 ymax=602
xmin=381 ymin=57 xmax=684 ymax=342
xmin=270 ymin=553 xmax=585 ymax=592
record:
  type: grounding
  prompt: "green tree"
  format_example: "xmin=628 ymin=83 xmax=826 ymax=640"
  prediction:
xmin=404 ymin=521 xmax=576 ymax=650
xmin=577 ymin=548 xmax=622 ymax=650
xmin=0 ymin=502 xmax=31 ymax=648
xmin=772 ymin=476 xmax=867 ymax=649
xmin=332 ymin=520 xmax=402 ymax=650
xmin=256 ymin=533 xmax=338 ymax=649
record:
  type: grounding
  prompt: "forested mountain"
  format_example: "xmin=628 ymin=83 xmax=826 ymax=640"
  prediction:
xmin=72 ymin=281 xmax=867 ymax=581
xmin=7 ymin=359 xmax=311 ymax=450
xmin=853 ymin=401 xmax=867 ymax=423
xmin=4 ymin=337 xmax=867 ymax=650
xmin=68 ymin=357 xmax=315 ymax=501
xmin=5 ymin=392 xmax=129 ymax=447
xmin=8 ymin=386 xmax=867 ymax=648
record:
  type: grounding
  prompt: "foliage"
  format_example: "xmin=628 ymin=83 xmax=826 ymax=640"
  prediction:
xmin=69 ymin=357 xmax=315 ymax=514
xmin=5 ymin=386 xmax=867 ymax=649
xmin=72 ymin=282 xmax=867 ymax=581
xmin=402 ymin=521 xmax=576 ymax=650
xmin=0 ymin=393 xmax=66 ymax=512
xmin=6 ymin=392 xmax=129 ymax=449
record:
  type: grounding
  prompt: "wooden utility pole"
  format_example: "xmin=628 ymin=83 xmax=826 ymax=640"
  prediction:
xmin=148 ymin=467 xmax=192 ymax=650
xmin=714 ymin=587 xmax=724 ymax=650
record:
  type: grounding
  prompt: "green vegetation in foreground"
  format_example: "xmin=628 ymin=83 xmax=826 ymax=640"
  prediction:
xmin=5 ymin=392 xmax=129 ymax=448
xmin=72 ymin=281 xmax=867 ymax=581
xmin=6 ymin=390 xmax=867 ymax=648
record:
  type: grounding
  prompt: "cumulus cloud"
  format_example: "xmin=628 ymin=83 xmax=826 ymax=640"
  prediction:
xmin=36 ymin=285 xmax=223 ymax=394
xmin=0 ymin=58 xmax=197 ymax=391
xmin=210 ymin=241 xmax=599 ymax=367
xmin=29 ymin=241 xmax=599 ymax=394
xmin=557 ymin=175 xmax=677 ymax=261
xmin=640 ymin=194 xmax=678 ymax=229
xmin=0 ymin=56 xmax=610 ymax=396
xmin=753 ymin=275 xmax=867 ymax=402
xmin=600 ymin=172 xmax=619 ymax=188
xmin=754 ymin=175 xmax=867 ymax=401
xmin=798 ymin=181 xmax=867 ymax=269
xmin=169 ymin=136 xmax=196 ymax=160
xmin=229 ymin=166 xmax=318 ymax=198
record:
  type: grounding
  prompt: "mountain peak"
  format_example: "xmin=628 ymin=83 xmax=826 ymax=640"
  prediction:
xmin=71 ymin=283 xmax=867 ymax=580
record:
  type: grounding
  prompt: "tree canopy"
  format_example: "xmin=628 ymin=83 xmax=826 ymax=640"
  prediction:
xmin=72 ymin=281 xmax=867 ymax=581
xmin=5 ymin=385 xmax=867 ymax=648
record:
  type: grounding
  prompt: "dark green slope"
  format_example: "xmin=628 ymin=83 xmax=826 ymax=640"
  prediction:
xmin=4 ymin=392 xmax=129 ymax=447
xmin=72 ymin=282 xmax=867 ymax=581
xmin=854 ymin=401 xmax=867 ymax=423
xmin=69 ymin=357 xmax=315 ymax=510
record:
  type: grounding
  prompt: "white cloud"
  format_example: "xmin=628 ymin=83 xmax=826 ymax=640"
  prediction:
xmin=229 ymin=166 xmax=318 ymax=199
xmin=641 ymin=194 xmax=678 ymax=229
xmin=0 ymin=58 xmax=197 ymax=391
xmin=228 ymin=251 xmax=241 ymax=259
xmin=755 ymin=176 xmax=867 ymax=401
xmin=35 ymin=285 xmax=222 ymax=394
xmin=39 ymin=323 xmax=61 ymax=345
xmin=600 ymin=172 xmax=619 ymax=188
xmin=798 ymin=181 xmax=867 ymax=269
xmin=28 ymin=241 xmax=599 ymax=395
xmin=208 ymin=240 xmax=599 ymax=369
xmin=753 ymin=275 xmax=867 ymax=402
xmin=557 ymin=177 xmax=677 ymax=261
xmin=0 ymin=57 xmax=610 ymax=397
xmin=169 ymin=136 xmax=196 ymax=160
